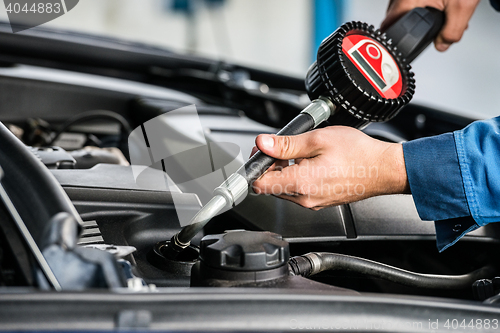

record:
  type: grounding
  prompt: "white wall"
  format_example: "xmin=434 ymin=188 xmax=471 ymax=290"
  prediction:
xmin=408 ymin=2 xmax=500 ymax=119
xmin=0 ymin=0 xmax=498 ymax=118
xmin=345 ymin=0 xmax=500 ymax=119
xmin=4 ymin=0 xmax=313 ymax=78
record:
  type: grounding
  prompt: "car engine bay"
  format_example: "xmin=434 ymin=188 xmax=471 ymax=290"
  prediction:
xmin=0 ymin=23 xmax=500 ymax=330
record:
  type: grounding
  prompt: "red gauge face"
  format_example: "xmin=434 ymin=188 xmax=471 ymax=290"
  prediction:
xmin=342 ymin=34 xmax=403 ymax=99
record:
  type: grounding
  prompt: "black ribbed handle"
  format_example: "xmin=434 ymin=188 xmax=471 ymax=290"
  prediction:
xmin=242 ymin=113 xmax=315 ymax=185
xmin=385 ymin=7 xmax=444 ymax=63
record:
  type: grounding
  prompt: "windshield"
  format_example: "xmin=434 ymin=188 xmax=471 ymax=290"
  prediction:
xmin=0 ymin=0 xmax=498 ymax=119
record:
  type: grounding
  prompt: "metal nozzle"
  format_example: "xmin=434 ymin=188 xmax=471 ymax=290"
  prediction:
xmin=165 ymin=98 xmax=336 ymax=260
xmin=163 ymin=194 xmax=229 ymax=260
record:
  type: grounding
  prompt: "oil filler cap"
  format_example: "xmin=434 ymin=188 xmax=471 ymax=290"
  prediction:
xmin=200 ymin=230 xmax=289 ymax=271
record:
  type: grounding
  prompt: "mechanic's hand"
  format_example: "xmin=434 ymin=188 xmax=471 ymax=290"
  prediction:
xmin=251 ymin=127 xmax=410 ymax=210
xmin=381 ymin=0 xmax=480 ymax=52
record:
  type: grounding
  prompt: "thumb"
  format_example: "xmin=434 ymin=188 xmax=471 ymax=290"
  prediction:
xmin=255 ymin=132 xmax=320 ymax=160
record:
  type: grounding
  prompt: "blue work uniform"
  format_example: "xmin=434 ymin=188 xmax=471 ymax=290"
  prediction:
xmin=403 ymin=0 xmax=499 ymax=251
xmin=403 ymin=117 xmax=500 ymax=251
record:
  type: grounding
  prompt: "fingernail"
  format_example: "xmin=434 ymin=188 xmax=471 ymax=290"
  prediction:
xmin=436 ymin=42 xmax=451 ymax=52
xmin=261 ymin=135 xmax=274 ymax=149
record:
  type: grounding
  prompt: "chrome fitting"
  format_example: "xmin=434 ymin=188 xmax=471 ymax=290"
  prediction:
xmin=172 ymin=233 xmax=190 ymax=250
xmin=300 ymin=96 xmax=336 ymax=127
xmin=307 ymin=252 xmax=322 ymax=275
xmin=213 ymin=173 xmax=248 ymax=207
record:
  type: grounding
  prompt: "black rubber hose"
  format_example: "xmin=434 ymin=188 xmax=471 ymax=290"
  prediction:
xmin=289 ymin=252 xmax=496 ymax=290
xmin=163 ymin=112 xmax=317 ymax=260
xmin=48 ymin=110 xmax=132 ymax=146
xmin=243 ymin=112 xmax=315 ymax=185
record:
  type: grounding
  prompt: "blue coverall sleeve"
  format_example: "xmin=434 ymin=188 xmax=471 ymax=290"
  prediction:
xmin=402 ymin=116 xmax=500 ymax=252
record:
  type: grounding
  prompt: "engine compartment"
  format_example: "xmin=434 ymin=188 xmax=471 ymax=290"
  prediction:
xmin=0 ymin=61 xmax=499 ymax=301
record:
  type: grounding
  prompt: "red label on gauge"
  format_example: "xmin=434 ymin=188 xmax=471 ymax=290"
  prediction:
xmin=342 ymin=34 xmax=402 ymax=99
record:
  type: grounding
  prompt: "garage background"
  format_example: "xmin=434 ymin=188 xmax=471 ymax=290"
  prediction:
xmin=0 ymin=0 xmax=498 ymax=119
